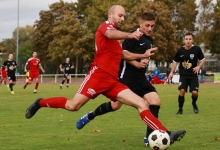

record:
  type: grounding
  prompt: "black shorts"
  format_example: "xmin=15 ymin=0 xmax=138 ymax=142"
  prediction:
xmin=178 ymin=76 xmax=199 ymax=92
xmin=119 ymin=77 xmax=157 ymax=97
xmin=8 ymin=74 xmax=16 ymax=81
xmin=63 ymin=73 xmax=70 ymax=78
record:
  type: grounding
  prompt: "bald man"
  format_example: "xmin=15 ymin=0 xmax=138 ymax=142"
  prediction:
xmin=25 ymin=5 xmax=185 ymax=145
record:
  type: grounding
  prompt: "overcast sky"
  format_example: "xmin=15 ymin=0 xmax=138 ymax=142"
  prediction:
xmin=0 ymin=0 xmax=217 ymax=42
xmin=0 ymin=0 xmax=76 ymax=42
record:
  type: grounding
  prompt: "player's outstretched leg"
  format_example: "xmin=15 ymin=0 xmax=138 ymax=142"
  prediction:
xmin=76 ymin=112 xmax=91 ymax=129
xmin=25 ymin=98 xmax=42 ymax=119
xmin=169 ymin=130 xmax=186 ymax=144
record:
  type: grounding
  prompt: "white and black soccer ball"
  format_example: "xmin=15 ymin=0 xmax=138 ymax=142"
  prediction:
xmin=148 ymin=130 xmax=170 ymax=150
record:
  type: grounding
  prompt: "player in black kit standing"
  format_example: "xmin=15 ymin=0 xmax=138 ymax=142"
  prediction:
xmin=168 ymin=32 xmax=205 ymax=114
xmin=76 ymin=12 xmax=182 ymax=146
xmin=2 ymin=54 xmax=18 ymax=94
xmin=59 ymin=57 xmax=74 ymax=89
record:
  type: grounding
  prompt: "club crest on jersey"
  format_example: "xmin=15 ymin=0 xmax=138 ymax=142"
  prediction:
xmin=190 ymin=54 xmax=194 ymax=59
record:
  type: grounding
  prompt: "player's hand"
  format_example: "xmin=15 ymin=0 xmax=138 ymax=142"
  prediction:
xmin=140 ymin=58 xmax=149 ymax=68
xmin=71 ymin=66 xmax=74 ymax=69
xmin=129 ymin=29 xmax=143 ymax=40
xmin=193 ymin=66 xmax=200 ymax=74
xmin=42 ymin=69 xmax=45 ymax=73
xmin=60 ymin=69 xmax=63 ymax=72
xmin=24 ymin=69 xmax=27 ymax=72
xmin=168 ymin=72 xmax=173 ymax=80
xmin=144 ymin=47 xmax=158 ymax=58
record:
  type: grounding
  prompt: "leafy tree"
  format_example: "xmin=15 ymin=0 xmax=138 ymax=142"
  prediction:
xmin=209 ymin=0 xmax=220 ymax=57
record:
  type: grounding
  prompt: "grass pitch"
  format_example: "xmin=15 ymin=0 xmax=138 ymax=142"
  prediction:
xmin=0 ymin=83 xmax=220 ymax=150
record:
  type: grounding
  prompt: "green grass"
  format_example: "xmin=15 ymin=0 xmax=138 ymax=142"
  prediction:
xmin=0 ymin=83 xmax=220 ymax=150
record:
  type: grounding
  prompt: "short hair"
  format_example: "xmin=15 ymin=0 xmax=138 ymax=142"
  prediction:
xmin=140 ymin=12 xmax=155 ymax=21
xmin=184 ymin=32 xmax=194 ymax=37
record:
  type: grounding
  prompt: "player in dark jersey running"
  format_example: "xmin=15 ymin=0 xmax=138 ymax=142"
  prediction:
xmin=25 ymin=5 xmax=185 ymax=145
xmin=2 ymin=54 xmax=18 ymax=94
xmin=59 ymin=57 xmax=74 ymax=89
xmin=76 ymin=12 xmax=174 ymax=146
xmin=168 ymin=32 xmax=205 ymax=114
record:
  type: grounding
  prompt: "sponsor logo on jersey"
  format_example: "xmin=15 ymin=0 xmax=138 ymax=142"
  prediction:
xmin=182 ymin=60 xmax=192 ymax=69
xmin=87 ymin=88 xmax=96 ymax=96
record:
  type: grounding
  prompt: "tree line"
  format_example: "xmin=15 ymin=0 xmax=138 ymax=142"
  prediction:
xmin=0 ymin=0 xmax=219 ymax=74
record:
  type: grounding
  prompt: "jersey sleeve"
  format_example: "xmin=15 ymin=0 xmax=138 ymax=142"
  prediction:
xmin=99 ymin=21 xmax=116 ymax=35
xmin=173 ymin=48 xmax=181 ymax=63
xmin=197 ymin=47 xmax=205 ymax=61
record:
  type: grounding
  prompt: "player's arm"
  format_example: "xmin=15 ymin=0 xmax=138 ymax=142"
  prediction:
xmin=126 ymin=59 xmax=149 ymax=69
xmin=39 ymin=64 xmax=45 ymax=73
xmin=24 ymin=63 xmax=28 ymax=72
xmin=59 ymin=64 xmax=63 ymax=72
xmin=168 ymin=62 xmax=178 ymax=80
xmin=193 ymin=58 xmax=206 ymax=74
xmin=71 ymin=64 xmax=74 ymax=69
xmin=104 ymin=29 xmax=143 ymax=40
xmin=122 ymin=48 xmax=157 ymax=61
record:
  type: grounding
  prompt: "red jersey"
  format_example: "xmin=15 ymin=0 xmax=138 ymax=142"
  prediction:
xmin=0 ymin=66 xmax=7 ymax=76
xmin=26 ymin=58 xmax=41 ymax=74
xmin=93 ymin=21 xmax=122 ymax=79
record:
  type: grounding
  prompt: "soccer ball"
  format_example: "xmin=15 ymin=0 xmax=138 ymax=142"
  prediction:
xmin=148 ymin=130 xmax=170 ymax=150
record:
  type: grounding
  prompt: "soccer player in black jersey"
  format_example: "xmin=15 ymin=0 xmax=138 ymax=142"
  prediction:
xmin=76 ymin=12 xmax=185 ymax=146
xmin=2 ymin=54 xmax=18 ymax=94
xmin=168 ymin=32 xmax=205 ymax=114
xmin=59 ymin=57 xmax=74 ymax=89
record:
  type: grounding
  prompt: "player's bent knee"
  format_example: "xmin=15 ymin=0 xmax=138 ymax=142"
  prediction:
xmin=111 ymin=101 xmax=122 ymax=110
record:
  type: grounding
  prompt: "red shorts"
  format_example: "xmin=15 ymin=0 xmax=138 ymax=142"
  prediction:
xmin=77 ymin=66 xmax=128 ymax=101
xmin=28 ymin=73 xmax=40 ymax=80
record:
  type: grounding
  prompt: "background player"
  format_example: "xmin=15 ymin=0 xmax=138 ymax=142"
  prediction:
xmin=77 ymin=12 xmax=163 ymax=146
xmin=25 ymin=5 xmax=185 ymax=145
xmin=2 ymin=54 xmax=18 ymax=94
xmin=168 ymin=32 xmax=205 ymax=114
xmin=59 ymin=57 xmax=74 ymax=89
xmin=23 ymin=51 xmax=45 ymax=93
xmin=0 ymin=66 xmax=7 ymax=86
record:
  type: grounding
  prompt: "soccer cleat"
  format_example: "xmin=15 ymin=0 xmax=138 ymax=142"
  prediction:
xmin=193 ymin=105 xmax=199 ymax=114
xmin=25 ymin=98 xmax=42 ymax=119
xmin=76 ymin=112 xmax=91 ymax=129
xmin=144 ymin=137 xmax=149 ymax=146
xmin=66 ymin=85 xmax=69 ymax=88
xmin=11 ymin=91 xmax=15 ymax=94
xmin=34 ymin=89 xmax=37 ymax=93
xmin=60 ymin=85 xmax=62 ymax=89
xmin=176 ymin=109 xmax=183 ymax=115
xmin=169 ymin=130 xmax=186 ymax=144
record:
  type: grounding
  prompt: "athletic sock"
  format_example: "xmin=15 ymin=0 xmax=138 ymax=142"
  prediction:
xmin=140 ymin=110 xmax=167 ymax=131
xmin=191 ymin=95 xmax=198 ymax=107
xmin=9 ymin=83 xmax=13 ymax=91
xmin=4 ymin=80 xmax=6 ymax=85
xmin=146 ymin=105 xmax=160 ymax=138
xmin=178 ymin=95 xmax=185 ymax=109
xmin=67 ymin=79 xmax=70 ymax=84
xmin=88 ymin=102 xmax=114 ymax=120
xmin=34 ymin=83 xmax=39 ymax=90
xmin=39 ymin=96 xmax=68 ymax=109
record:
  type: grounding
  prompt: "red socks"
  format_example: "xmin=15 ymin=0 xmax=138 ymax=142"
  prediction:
xmin=140 ymin=110 xmax=167 ymax=131
xmin=35 ymin=83 xmax=39 ymax=90
xmin=39 ymin=97 xmax=68 ymax=109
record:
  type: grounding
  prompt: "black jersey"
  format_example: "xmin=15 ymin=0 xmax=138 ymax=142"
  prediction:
xmin=3 ymin=60 xmax=18 ymax=75
xmin=119 ymin=31 xmax=153 ymax=79
xmin=173 ymin=45 xmax=205 ymax=77
xmin=61 ymin=62 xmax=72 ymax=74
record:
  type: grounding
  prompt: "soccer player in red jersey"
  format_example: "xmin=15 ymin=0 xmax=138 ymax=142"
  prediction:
xmin=0 ymin=66 xmax=7 ymax=86
xmin=23 ymin=51 xmax=45 ymax=93
xmin=25 ymin=5 xmax=185 ymax=144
